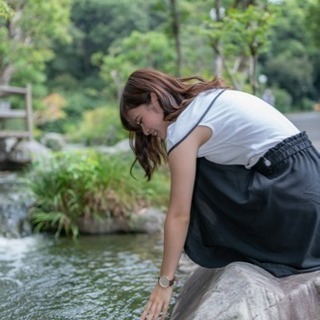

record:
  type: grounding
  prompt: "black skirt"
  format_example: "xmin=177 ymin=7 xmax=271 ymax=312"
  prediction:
xmin=184 ymin=131 xmax=320 ymax=277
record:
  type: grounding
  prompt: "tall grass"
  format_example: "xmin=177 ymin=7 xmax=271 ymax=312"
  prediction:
xmin=27 ymin=150 xmax=170 ymax=238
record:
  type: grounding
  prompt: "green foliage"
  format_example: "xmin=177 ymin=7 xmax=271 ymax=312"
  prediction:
xmin=261 ymin=0 xmax=318 ymax=106
xmin=27 ymin=150 xmax=170 ymax=238
xmin=270 ymin=87 xmax=292 ymax=114
xmin=198 ymin=2 xmax=277 ymax=92
xmin=47 ymin=0 xmax=166 ymax=83
xmin=2 ymin=0 xmax=319 ymax=141
xmin=305 ymin=0 xmax=320 ymax=47
xmin=36 ymin=89 xmax=108 ymax=134
xmin=71 ymin=0 xmax=158 ymax=55
xmin=28 ymin=150 xmax=100 ymax=238
xmin=96 ymin=30 xmax=176 ymax=100
xmin=0 ymin=0 xmax=72 ymax=111
xmin=264 ymin=50 xmax=313 ymax=105
xmin=300 ymin=97 xmax=314 ymax=112
xmin=0 ymin=1 xmax=13 ymax=19
xmin=222 ymin=5 xmax=275 ymax=57
xmin=69 ymin=105 xmax=127 ymax=146
xmin=0 ymin=1 xmax=71 ymax=78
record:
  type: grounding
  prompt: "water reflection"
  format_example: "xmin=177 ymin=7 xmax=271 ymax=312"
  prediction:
xmin=0 ymin=233 xmax=183 ymax=320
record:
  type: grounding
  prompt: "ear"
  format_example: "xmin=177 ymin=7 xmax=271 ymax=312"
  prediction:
xmin=150 ymin=92 xmax=158 ymax=103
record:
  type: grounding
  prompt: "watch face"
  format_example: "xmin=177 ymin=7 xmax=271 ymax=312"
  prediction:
xmin=159 ymin=276 xmax=170 ymax=288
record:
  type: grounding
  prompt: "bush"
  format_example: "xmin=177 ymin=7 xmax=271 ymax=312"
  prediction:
xmin=27 ymin=150 xmax=169 ymax=238
xmin=271 ymin=87 xmax=293 ymax=113
xmin=300 ymin=98 xmax=314 ymax=112
xmin=68 ymin=105 xmax=128 ymax=146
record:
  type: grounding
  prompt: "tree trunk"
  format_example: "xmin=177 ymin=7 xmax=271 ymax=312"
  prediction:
xmin=169 ymin=0 xmax=182 ymax=76
xmin=111 ymin=70 xmax=122 ymax=102
xmin=250 ymin=53 xmax=258 ymax=95
xmin=0 ymin=65 xmax=15 ymax=86
xmin=212 ymin=0 xmax=223 ymax=77
xmin=0 ymin=3 xmax=25 ymax=85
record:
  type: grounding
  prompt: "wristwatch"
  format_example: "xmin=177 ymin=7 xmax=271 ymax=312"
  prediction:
xmin=158 ymin=275 xmax=175 ymax=288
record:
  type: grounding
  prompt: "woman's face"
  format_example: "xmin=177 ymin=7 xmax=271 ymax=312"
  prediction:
xmin=128 ymin=93 xmax=169 ymax=140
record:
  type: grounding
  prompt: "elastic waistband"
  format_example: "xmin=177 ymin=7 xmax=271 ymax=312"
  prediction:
xmin=252 ymin=131 xmax=312 ymax=177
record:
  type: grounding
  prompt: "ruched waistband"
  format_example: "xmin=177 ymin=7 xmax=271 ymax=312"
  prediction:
xmin=252 ymin=131 xmax=313 ymax=177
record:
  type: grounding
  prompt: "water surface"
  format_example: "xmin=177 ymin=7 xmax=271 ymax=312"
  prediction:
xmin=0 ymin=234 xmax=184 ymax=320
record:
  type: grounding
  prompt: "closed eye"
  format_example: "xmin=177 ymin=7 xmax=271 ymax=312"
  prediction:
xmin=135 ymin=116 xmax=142 ymax=127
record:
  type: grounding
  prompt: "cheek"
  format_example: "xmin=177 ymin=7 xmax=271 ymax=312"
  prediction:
xmin=156 ymin=114 xmax=165 ymax=125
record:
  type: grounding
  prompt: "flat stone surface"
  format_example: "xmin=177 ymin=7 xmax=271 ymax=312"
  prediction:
xmin=171 ymin=262 xmax=320 ymax=320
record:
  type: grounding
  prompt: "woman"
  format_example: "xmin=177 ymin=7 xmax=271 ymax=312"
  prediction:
xmin=120 ymin=68 xmax=320 ymax=320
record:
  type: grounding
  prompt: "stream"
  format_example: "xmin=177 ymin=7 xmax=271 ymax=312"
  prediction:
xmin=0 ymin=169 xmax=190 ymax=320
xmin=0 ymin=233 xmax=186 ymax=320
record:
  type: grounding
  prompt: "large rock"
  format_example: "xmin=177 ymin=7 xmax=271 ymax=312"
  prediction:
xmin=0 ymin=138 xmax=51 ymax=170
xmin=171 ymin=262 xmax=320 ymax=320
xmin=41 ymin=132 xmax=65 ymax=151
xmin=94 ymin=139 xmax=131 ymax=154
xmin=8 ymin=138 xmax=50 ymax=162
xmin=77 ymin=207 xmax=165 ymax=235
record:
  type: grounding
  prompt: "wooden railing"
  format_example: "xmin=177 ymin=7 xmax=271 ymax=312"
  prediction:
xmin=0 ymin=84 xmax=33 ymax=140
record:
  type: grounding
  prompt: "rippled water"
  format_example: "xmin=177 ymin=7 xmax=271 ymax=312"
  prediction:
xmin=0 ymin=234 xmax=186 ymax=320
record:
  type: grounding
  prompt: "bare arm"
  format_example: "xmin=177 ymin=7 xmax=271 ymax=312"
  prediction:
xmin=141 ymin=126 xmax=211 ymax=320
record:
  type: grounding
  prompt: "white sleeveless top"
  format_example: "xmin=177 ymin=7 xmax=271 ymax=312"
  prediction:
xmin=166 ymin=89 xmax=300 ymax=168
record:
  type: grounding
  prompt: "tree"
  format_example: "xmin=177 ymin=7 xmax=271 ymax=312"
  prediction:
xmin=200 ymin=0 xmax=275 ymax=93
xmin=224 ymin=4 xmax=275 ymax=94
xmin=305 ymin=0 xmax=320 ymax=47
xmin=169 ymin=0 xmax=182 ymax=76
xmin=0 ymin=0 xmax=13 ymax=19
xmin=305 ymin=0 xmax=320 ymax=102
xmin=261 ymin=0 xmax=317 ymax=106
xmin=0 ymin=0 xmax=71 ymax=91
xmin=47 ymin=0 xmax=166 ymax=85
xmin=95 ymin=30 xmax=175 ymax=101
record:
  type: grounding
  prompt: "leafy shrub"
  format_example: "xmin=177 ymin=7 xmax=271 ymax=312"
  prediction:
xmin=300 ymin=98 xmax=314 ymax=112
xmin=68 ymin=106 xmax=128 ymax=146
xmin=27 ymin=150 xmax=169 ymax=238
xmin=271 ymin=87 xmax=293 ymax=113
xmin=36 ymin=90 xmax=109 ymax=134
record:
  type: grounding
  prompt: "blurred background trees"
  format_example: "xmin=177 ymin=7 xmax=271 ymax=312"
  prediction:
xmin=1 ymin=0 xmax=319 ymax=237
xmin=1 ymin=0 xmax=319 ymax=145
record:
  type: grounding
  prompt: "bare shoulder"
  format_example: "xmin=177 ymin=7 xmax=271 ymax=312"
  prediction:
xmin=192 ymin=125 xmax=212 ymax=146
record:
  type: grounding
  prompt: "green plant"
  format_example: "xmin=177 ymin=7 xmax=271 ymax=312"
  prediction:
xmin=68 ymin=105 xmax=127 ymax=146
xmin=28 ymin=150 xmax=101 ymax=238
xmin=271 ymin=87 xmax=293 ymax=113
xmin=27 ymin=150 xmax=170 ymax=238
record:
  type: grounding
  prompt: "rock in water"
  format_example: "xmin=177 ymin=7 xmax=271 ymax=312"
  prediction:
xmin=0 ymin=173 xmax=34 ymax=238
xmin=171 ymin=262 xmax=320 ymax=320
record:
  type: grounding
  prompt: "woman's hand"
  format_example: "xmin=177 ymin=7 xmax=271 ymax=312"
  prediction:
xmin=140 ymin=283 xmax=173 ymax=320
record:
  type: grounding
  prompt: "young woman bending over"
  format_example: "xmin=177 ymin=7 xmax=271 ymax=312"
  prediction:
xmin=120 ymin=68 xmax=320 ymax=320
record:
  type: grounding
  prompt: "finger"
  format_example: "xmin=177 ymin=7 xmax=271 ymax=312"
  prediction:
xmin=140 ymin=300 xmax=152 ymax=319
xmin=160 ymin=305 xmax=169 ymax=320
xmin=153 ymin=302 xmax=163 ymax=320
xmin=148 ymin=302 xmax=159 ymax=320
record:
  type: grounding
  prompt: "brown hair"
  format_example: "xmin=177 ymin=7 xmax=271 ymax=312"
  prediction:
xmin=120 ymin=68 xmax=226 ymax=180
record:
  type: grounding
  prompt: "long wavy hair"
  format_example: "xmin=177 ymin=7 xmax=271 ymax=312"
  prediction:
xmin=120 ymin=68 xmax=226 ymax=180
